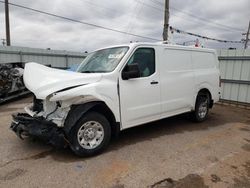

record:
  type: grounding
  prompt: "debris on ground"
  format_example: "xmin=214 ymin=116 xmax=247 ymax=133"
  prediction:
xmin=211 ymin=174 xmax=221 ymax=183
xmin=151 ymin=174 xmax=208 ymax=188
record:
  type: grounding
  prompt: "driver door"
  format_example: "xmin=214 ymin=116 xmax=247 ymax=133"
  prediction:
xmin=119 ymin=47 xmax=161 ymax=129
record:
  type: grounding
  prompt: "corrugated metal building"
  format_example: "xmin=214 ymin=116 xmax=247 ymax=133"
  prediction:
xmin=0 ymin=46 xmax=87 ymax=68
xmin=217 ymin=49 xmax=250 ymax=105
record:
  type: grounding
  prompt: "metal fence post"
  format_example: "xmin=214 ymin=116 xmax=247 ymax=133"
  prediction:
xmin=19 ymin=51 xmax=23 ymax=62
xmin=65 ymin=54 xmax=68 ymax=68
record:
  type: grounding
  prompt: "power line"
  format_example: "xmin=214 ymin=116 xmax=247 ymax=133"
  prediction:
xmin=136 ymin=0 xmax=163 ymax=12
xmin=126 ymin=1 xmax=142 ymax=38
xmin=170 ymin=26 xmax=244 ymax=43
xmin=138 ymin=0 xmax=240 ymax=33
xmin=80 ymin=0 xmax=142 ymax=40
xmin=81 ymin=0 xmax=119 ymax=13
xmin=0 ymin=1 xmax=160 ymax=41
xmin=138 ymin=0 xmax=236 ymax=33
xmin=147 ymin=0 xmax=245 ymax=33
xmin=80 ymin=0 xmax=142 ymax=35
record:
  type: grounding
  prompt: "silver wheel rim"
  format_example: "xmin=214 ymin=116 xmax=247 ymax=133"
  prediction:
xmin=198 ymin=99 xmax=208 ymax=119
xmin=77 ymin=121 xmax=104 ymax=149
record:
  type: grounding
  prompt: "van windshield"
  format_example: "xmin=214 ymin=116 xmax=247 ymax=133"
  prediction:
xmin=77 ymin=47 xmax=129 ymax=73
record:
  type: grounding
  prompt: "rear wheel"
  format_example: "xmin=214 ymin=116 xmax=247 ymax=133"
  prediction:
xmin=68 ymin=112 xmax=111 ymax=157
xmin=190 ymin=94 xmax=209 ymax=122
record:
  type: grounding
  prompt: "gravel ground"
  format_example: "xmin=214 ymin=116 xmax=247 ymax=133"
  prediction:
xmin=0 ymin=96 xmax=250 ymax=188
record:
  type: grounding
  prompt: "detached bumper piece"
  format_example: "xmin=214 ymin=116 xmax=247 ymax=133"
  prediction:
xmin=10 ymin=113 xmax=67 ymax=148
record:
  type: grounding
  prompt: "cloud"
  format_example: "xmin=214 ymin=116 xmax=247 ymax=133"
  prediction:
xmin=0 ymin=0 xmax=249 ymax=51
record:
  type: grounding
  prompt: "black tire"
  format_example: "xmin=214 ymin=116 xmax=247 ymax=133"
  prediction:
xmin=190 ymin=94 xmax=209 ymax=122
xmin=68 ymin=112 xmax=111 ymax=157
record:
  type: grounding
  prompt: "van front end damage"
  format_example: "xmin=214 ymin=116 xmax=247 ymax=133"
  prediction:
xmin=10 ymin=113 xmax=67 ymax=148
xmin=9 ymin=92 xmax=102 ymax=148
xmin=9 ymin=62 xmax=105 ymax=147
xmin=9 ymin=62 xmax=122 ymax=156
xmin=10 ymin=97 xmax=71 ymax=148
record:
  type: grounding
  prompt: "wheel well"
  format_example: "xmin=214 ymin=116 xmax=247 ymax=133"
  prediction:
xmin=197 ymin=88 xmax=213 ymax=108
xmin=64 ymin=101 xmax=120 ymax=138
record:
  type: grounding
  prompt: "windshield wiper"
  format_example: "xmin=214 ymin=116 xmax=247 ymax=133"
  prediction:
xmin=81 ymin=71 xmax=95 ymax=73
xmin=81 ymin=70 xmax=108 ymax=73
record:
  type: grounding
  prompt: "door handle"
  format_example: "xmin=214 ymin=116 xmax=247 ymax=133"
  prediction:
xmin=150 ymin=81 xmax=158 ymax=85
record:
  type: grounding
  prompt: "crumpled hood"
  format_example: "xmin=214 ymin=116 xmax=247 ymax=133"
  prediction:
xmin=24 ymin=62 xmax=102 ymax=99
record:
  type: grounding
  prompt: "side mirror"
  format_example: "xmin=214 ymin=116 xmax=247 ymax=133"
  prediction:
xmin=122 ymin=64 xmax=140 ymax=80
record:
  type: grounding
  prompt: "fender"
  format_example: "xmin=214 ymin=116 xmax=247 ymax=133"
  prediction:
xmin=49 ymin=82 xmax=120 ymax=122
xmin=63 ymin=101 xmax=120 ymax=137
xmin=63 ymin=102 xmax=101 ymax=135
xmin=195 ymin=82 xmax=213 ymax=98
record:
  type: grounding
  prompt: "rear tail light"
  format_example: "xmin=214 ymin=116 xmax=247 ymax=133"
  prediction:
xmin=219 ymin=76 xmax=221 ymax=87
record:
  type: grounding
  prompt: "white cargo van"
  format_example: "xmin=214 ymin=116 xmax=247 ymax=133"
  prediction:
xmin=11 ymin=42 xmax=220 ymax=156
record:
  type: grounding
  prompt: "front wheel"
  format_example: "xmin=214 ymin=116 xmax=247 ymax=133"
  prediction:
xmin=190 ymin=94 xmax=209 ymax=122
xmin=68 ymin=112 xmax=111 ymax=157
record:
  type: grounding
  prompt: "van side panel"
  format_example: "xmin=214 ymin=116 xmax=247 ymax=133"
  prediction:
xmin=191 ymin=51 xmax=220 ymax=103
xmin=159 ymin=48 xmax=195 ymax=117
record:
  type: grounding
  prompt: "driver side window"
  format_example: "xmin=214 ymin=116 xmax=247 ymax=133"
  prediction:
xmin=127 ymin=48 xmax=155 ymax=77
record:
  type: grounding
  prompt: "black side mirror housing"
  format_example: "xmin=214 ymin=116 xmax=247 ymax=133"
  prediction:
xmin=122 ymin=64 xmax=140 ymax=80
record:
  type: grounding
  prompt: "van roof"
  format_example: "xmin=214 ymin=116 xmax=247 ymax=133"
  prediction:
xmin=95 ymin=42 xmax=216 ymax=53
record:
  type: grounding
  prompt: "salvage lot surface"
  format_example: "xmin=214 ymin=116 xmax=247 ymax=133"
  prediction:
xmin=0 ymin=96 xmax=250 ymax=188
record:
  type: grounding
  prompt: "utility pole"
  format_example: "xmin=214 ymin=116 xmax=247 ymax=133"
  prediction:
xmin=243 ymin=21 xmax=250 ymax=49
xmin=5 ymin=0 xmax=11 ymax=46
xmin=163 ymin=0 xmax=169 ymax=43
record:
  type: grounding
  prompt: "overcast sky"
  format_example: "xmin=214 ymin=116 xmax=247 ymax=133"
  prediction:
xmin=0 ymin=0 xmax=249 ymax=52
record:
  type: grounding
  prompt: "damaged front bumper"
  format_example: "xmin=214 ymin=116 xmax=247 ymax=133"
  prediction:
xmin=10 ymin=113 xmax=68 ymax=148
